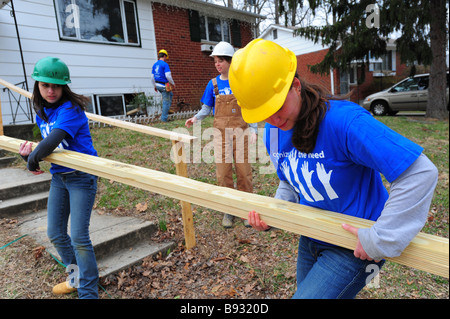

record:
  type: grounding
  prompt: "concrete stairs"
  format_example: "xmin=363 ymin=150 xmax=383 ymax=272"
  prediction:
xmin=0 ymin=165 xmax=174 ymax=278
xmin=0 ymin=167 xmax=51 ymax=217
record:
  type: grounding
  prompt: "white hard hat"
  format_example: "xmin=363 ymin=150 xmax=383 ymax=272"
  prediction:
xmin=210 ymin=41 xmax=235 ymax=57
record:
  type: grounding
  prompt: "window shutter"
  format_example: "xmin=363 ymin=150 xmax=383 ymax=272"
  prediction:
xmin=230 ymin=19 xmax=241 ymax=47
xmin=188 ymin=10 xmax=201 ymax=42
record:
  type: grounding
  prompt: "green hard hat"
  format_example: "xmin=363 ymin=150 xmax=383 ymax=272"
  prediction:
xmin=31 ymin=57 xmax=71 ymax=85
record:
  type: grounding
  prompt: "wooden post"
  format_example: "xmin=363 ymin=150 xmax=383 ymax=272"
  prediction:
xmin=172 ymin=140 xmax=196 ymax=249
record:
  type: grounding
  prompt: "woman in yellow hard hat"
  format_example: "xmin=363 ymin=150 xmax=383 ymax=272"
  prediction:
xmin=229 ymin=39 xmax=438 ymax=299
xmin=19 ymin=57 xmax=99 ymax=299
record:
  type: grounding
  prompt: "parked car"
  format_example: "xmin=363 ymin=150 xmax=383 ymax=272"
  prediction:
xmin=362 ymin=72 xmax=449 ymax=116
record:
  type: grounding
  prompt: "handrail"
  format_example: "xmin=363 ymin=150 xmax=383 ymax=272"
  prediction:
xmin=0 ymin=78 xmax=196 ymax=143
xmin=0 ymin=134 xmax=448 ymax=278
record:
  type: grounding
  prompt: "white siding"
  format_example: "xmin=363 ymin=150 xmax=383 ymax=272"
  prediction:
xmin=0 ymin=0 xmax=158 ymax=125
xmin=259 ymin=25 xmax=328 ymax=56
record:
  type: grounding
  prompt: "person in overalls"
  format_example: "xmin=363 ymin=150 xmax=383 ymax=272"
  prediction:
xmin=185 ymin=41 xmax=257 ymax=228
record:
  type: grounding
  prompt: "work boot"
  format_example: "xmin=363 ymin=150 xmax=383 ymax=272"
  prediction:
xmin=243 ymin=219 xmax=251 ymax=227
xmin=222 ymin=214 xmax=234 ymax=228
xmin=52 ymin=281 xmax=77 ymax=295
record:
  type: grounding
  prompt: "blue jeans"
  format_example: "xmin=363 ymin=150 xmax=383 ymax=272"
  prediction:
xmin=47 ymin=171 xmax=98 ymax=299
xmin=293 ymin=236 xmax=385 ymax=299
xmin=156 ymin=86 xmax=173 ymax=122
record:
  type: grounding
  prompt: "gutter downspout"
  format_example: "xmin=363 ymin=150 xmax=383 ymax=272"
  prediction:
xmin=330 ymin=67 xmax=335 ymax=95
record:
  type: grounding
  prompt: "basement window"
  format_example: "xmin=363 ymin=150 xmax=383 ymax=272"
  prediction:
xmin=54 ymin=0 xmax=140 ymax=46
xmin=95 ymin=95 xmax=126 ymax=116
xmin=92 ymin=94 xmax=137 ymax=116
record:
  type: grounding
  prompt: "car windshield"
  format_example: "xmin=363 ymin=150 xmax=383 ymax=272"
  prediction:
xmin=392 ymin=77 xmax=428 ymax=92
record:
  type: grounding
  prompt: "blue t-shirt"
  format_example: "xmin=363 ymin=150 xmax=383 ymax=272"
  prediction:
xmin=264 ymin=99 xmax=423 ymax=221
xmin=201 ymin=75 xmax=233 ymax=113
xmin=36 ymin=101 xmax=97 ymax=174
xmin=152 ymin=60 xmax=171 ymax=83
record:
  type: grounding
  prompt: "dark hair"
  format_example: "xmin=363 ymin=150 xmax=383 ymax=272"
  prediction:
xmin=214 ymin=55 xmax=232 ymax=64
xmin=158 ymin=53 xmax=167 ymax=59
xmin=32 ymin=82 xmax=90 ymax=123
xmin=291 ymin=75 xmax=330 ymax=154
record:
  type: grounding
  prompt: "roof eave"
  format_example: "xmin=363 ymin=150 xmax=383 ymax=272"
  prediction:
xmin=150 ymin=0 xmax=265 ymax=23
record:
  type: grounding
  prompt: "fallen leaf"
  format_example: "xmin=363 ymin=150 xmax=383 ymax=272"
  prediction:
xmin=221 ymin=286 xmax=237 ymax=297
xmin=240 ymin=255 xmax=249 ymax=263
xmin=142 ymin=270 xmax=151 ymax=277
xmin=117 ymin=271 xmax=127 ymax=289
xmin=32 ymin=246 xmax=45 ymax=259
xmin=135 ymin=202 xmax=148 ymax=212
xmin=244 ymin=283 xmax=256 ymax=293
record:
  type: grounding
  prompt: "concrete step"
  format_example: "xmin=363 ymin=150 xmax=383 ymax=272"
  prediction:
xmin=0 ymin=191 xmax=49 ymax=217
xmin=0 ymin=156 xmax=17 ymax=168
xmin=0 ymin=167 xmax=51 ymax=200
xmin=17 ymin=210 xmax=175 ymax=278
xmin=0 ymin=167 xmax=51 ymax=217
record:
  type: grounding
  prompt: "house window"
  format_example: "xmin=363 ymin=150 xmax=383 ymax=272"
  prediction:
xmin=349 ymin=65 xmax=357 ymax=85
xmin=199 ymin=16 xmax=231 ymax=43
xmin=369 ymin=50 xmax=396 ymax=76
xmin=54 ymin=0 xmax=140 ymax=46
xmin=95 ymin=95 xmax=126 ymax=116
xmin=272 ymin=29 xmax=278 ymax=40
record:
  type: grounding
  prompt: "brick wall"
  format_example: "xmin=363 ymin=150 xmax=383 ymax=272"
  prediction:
xmin=297 ymin=49 xmax=407 ymax=104
xmin=151 ymin=3 xmax=254 ymax=111
xmin=296 ymin=49 xmax=335 ymax=94
xmin=349 ymin=52 xmax=409 ymax=103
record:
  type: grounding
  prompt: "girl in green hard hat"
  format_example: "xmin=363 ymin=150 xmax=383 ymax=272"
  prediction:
xmin=19 ymin=57 xmax=99 ymax=299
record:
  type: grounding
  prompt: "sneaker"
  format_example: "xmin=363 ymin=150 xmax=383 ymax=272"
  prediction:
xmin=222 ymin=214 xmax=234 ymax=228
xmin=52 ymin=281 xmax=77 ymax=295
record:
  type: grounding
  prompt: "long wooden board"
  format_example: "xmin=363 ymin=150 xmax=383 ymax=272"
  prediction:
xmin=0 ymin=78 xmax=196 ymax=143
xmin=1 ymin=135 xmax=448 ymax=278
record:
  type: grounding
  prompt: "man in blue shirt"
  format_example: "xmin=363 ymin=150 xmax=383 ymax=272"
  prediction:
xmin=151 ymin=49 xmax=176 ymax=122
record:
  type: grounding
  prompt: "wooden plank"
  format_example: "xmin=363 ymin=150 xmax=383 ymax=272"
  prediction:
xmin=0 ymin=78 xmax=32 ymax=99
xmin=0 ymin=78 xmax=196 ymax=143
xmin=85 ymin=112 xmax=195 ymax=143
xmin=1 ymin=135 xmax=448 ymax=278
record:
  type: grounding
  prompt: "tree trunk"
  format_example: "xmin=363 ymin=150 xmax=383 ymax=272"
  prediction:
xmin=427 ymin=0 xmax=448 ymax=119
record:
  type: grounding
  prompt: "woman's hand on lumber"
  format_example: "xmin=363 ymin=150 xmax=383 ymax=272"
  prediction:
xmin=248 ymin=211 xmax=270 ymax=231
xmin=342 ymin=223 xmax=380 ymax=262
xmin=19 ymin=141 xmax=33 ymax=157
xmin=19 ymin=141 xmax=45 ymax=175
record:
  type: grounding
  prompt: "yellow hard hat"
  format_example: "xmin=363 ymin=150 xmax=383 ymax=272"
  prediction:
xmin=229 ymin=39 xmax=297 ymax=123
xmin=158 ymin=49 xmax=169 ymax=58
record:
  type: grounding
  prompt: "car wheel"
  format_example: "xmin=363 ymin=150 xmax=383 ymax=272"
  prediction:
xmin=371 ymin=101 xmax=388 ymax=116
